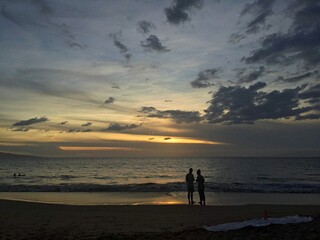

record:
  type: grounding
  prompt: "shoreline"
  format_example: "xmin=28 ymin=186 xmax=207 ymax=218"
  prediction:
xmin=0 ymin=199 xmax=319 ymax=239
xmin=0 ymin=191 xmax=319 ymax=206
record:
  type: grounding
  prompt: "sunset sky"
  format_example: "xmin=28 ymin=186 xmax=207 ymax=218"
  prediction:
xmin=0 ymin=0 xmax=319 ymax=157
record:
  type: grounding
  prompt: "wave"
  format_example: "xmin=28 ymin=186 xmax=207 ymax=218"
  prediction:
xmin=0 ymin=182 xmax=319 ymax=193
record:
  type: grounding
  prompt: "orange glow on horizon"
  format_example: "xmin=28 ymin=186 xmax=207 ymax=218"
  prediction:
xmin=59 ymin=146 xmax=138 ymax=151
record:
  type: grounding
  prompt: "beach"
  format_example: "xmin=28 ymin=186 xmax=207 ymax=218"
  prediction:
xmin=1 ymin=200 xmax=319 ymax=239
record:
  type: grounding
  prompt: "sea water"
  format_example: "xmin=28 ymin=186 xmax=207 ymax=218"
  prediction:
xmin=0 ymin=157 xmax=319 ymax=205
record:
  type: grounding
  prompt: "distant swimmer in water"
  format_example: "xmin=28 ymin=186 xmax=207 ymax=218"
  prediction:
xmin=186 ymin=168 xmax=195 ymax=205
xmin=13 ymin=173 xmax=16 ymax=177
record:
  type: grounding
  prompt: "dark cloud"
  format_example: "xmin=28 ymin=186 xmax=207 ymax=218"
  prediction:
xmin=111 ymin=85 xmax=120 ymax=89
xmin=140 ymin=35 xmax=170 ymax=52
xmin=81 ymin=122 xmax=92 ymax=127
xmin=230 ymin=0 xmax=275 ymax=43
xmin=67 ymin=128 xmax=92 ymax=133
xmin=275 ymin=71 xmax=316 ymax=83
xmin=164 ymin=0 xmax=203 ymax=25
xmin=140 ymin=106 xmax=202 ymax=123
xmin=190 ymin=68 xmax=220 ymax=88
xmin=240 ymin=0 xmax=275 ymax=34
xmin=164 ymin=137 xmax=171 ymax=140
xmin=59 ymin=121 xmax=68 ymax=125
xmin=164 ymin=100 xmax=172 ymax=102
xmin=295 ymin=114 xmax=320 ymax=121
xmin=298 ymin=84 xmax=320 ymax=105
xmin=205 ymin=82 xmax=319 ymax=124
xmin=113 ymin=39 xmax=128 ymax=53
xmin=109 ymin=32 xmax=132 ymax=63
xmin=243 ymin=1 xmax=320 ymax=68
xmin=67 ymin=129 xmax=79 ymax=133
xmin=12 ymin=117 xmax=48 ymax=127
xmin=237 ymin=66 xmax=265 ymax=83
xmin=11 ymin=127 xmax=29 ymax=132
xmin=148 ymin=137 xmax=155 ymax=140
xmin=105 ymin=97 xmax=115 ymax=104
xmin=104 ymin=123 xmax=140 ymax=131
xmin=109 ymin=33 xmax=126 ymax=51
xmin=137 ymin=20 xmax=156 ymax=34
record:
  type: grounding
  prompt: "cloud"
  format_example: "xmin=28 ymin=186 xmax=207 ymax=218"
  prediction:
xmin=164 ymin=137 xmax=171 ymax=140
xmin=164 ymin=0 xmax=203 ymax=25
xmin=105 ymin=97 xmax=115 ymax=104
xmin=229 ymin=0 xmax=275 ymax=43
xmin=59 ymin=121 xmax=68 ymax=125
xmin=0 ymin=1 xmax=86 ymax=49
xmin=190 ymin=68 xmax=220 ymax=88
xmin=12 ymin=117 xmax=48 ymax=127
xmin=275 ymin=71 xmax=316 ymax=83
xmin=111 ymin=85 xmax=120 ymax=89
xmin=140 ymin=106 xmax=202 ymax=123
xmin=237 ymin=66 xmax=265 ymax=83
xmin=81 ymin=122 xmax=92 ymax=127
xmin=243 ymin=1 xmax=320 ymax=68
xmin=140 ymin=35 xmax=170 ymax=52
xmin=137 ymin=20 xmax=156 ymax=34
xmin=113 ymin=39 xmax=128 ymax=53
xmin=0 ymin=68 xmax=104 ymax=104
xmin=205 ymin=82 xmax=319 ymax=124
xmin=67 ymin=129 xmax=79 ymax=133
xmin=66 ymin=128 xmax=91 ymax=133
xmin=298 ymin=84 xmax=320 ymax=105
xmin=104 ymin=123 xmax=140 ymax=131
xmin=240 ymin=0 xmax=275 ymax=34
xmin=109 ymin=32 xmax=128 ymax=53
xmin=11 ymin=127 xmax=30 ymax=132
xmin=109 ymin=32 xmax=132 ymax=63
xmin=295 ymin=114 xmax=320 ymax=121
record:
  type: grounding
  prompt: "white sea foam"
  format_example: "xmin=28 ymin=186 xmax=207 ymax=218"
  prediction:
xmin=204 ymin=215 xmax=313 ymax=232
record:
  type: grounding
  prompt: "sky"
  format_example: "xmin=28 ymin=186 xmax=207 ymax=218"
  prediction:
xmin=0 ymin=0 xmax=319 ymax=157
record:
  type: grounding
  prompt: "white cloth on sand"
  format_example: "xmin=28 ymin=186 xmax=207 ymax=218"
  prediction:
xmin=204 ymin=215 xmax=313 ymax=232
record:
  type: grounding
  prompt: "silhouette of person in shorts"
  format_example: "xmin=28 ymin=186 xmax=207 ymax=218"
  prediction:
xmin=196 ymin=169 xmax=205 ymax=205
xmin=186 ymin=168 xmax=195 ymax=205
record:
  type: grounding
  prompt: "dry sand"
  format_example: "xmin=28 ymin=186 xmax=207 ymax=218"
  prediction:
xmin=0 ymin=200 xmax=319 ymax=239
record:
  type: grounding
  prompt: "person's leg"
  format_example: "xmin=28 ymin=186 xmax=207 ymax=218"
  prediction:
xmin=187 ymin=191 xmax=191 ymax=205
xmin=191 ymin=192 xmax=195 ymax=204
xmin=201 ymin=191 xmax=205 ymax=205
xmin=198 ymin=191 xmax=202 ymax=205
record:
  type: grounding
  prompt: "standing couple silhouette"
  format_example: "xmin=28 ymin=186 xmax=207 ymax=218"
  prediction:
xmin=186 ymin=168 xmax=205 ymax=205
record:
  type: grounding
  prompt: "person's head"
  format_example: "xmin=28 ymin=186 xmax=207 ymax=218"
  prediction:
xmin=189 ymin=168 xmax=193 ymax=173
xmin=197 ymin=169 xmax=201 ymax=175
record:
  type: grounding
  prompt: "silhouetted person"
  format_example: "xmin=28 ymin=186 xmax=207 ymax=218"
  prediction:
xmin=186 ymin=168 xmax=195 ymax=205
xmin=196 ymin=169 xmax=205 ymax=205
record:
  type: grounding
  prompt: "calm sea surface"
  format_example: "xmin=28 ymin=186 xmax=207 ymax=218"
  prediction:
xmin=0 ymin=157 xmax=319 ymax=193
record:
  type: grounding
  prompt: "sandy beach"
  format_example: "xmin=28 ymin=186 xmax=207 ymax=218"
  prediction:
xmin=1 ymin=200 xmax=319 ymax=239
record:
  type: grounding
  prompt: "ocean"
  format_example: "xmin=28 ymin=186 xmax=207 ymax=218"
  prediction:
xmin=0 ymin=157 xmax=319 ymax=205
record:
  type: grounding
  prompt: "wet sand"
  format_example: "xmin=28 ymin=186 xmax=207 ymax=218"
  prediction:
xmin=0 ymin=200 xmax=319 ymax=239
